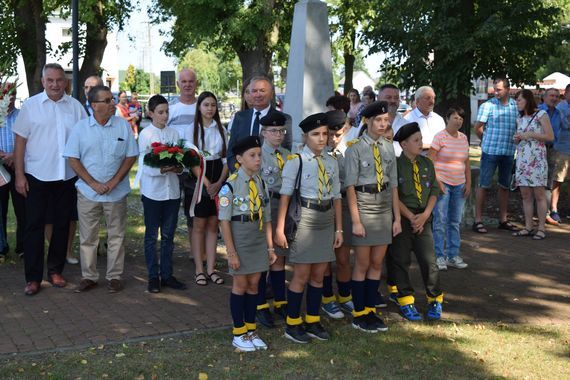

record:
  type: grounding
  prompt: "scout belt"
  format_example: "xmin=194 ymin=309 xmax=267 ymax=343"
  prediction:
xmin=300 ymin=197 xmax=333 ymax=212
xmin=355 ymin=183 xmax=388 ymax=193
xmin=231 ymin=214 xmax=261 ymax=222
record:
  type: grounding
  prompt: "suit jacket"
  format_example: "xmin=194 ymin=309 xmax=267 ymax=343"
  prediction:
xmin=227 ymin=106 xmax=292 ymax=172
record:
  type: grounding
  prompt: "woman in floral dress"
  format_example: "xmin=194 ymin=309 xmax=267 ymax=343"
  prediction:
xmin=512 ymin=89 xmax=554 ymax=240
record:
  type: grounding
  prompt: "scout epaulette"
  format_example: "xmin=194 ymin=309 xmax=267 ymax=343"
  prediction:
xmin=227 ymin=172 xmax=238 ymax=182
xmin=287 ymin=154 xmax=300 ymax=161
xmin=346 ymin=138 xmax=359 ymax=147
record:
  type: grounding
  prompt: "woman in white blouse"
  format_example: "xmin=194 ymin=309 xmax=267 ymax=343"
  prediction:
xmin=185 ymin=91 xmax=229 ymax=286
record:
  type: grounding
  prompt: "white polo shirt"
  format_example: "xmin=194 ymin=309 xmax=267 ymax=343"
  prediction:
xmin=12 ymin=91 xmax=87 ymax=181
xmin=392 ymin=108 xmax=445 ymax=156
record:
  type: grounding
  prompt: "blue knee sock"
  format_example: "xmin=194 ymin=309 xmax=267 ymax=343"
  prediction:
xmin=269 ymin=270 xmax=286 ymax=303
xmin=322 ymin=275 xmax=334 ymax=298
xmin=365 ymin=278 xmax=380 ymax=309
xmin=257 ymin=272 xmax=268 ymax=309
xmin=306 ymin=284 xmax=322 ymax=320
xmin=244 ymin=292 xmax=258 ymax=329
xmin=351 ymin=280 xmax=366 ymax=314
xmin=286 ymin=289 xmax=303 ymax=321
xmin=337 ymin=280 xmax=351 ymax=298
xmin=230 ymin=293 xmax=246 ymax=335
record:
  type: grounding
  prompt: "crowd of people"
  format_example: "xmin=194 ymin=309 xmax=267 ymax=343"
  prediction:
xmin=1 ymin=62 xmax=569 ymax=352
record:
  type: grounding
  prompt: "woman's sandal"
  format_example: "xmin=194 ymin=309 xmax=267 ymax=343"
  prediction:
xmin=195 ymin=273 xmax=208 ymax=286
xmin=498 ymin=221 xmax=519 ymax=231
xmin=512 ymin=228 xmax=533 ymax=237
xmin=532 ymin=230 xmax=546 ymax=240
xmin=207 ymin=271 xmax=225 ymax=285
xmin=472 ymin=222 xmax=488 ymax=234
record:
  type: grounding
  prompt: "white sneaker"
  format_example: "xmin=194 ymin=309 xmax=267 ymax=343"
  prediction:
xmin=66 ymin=257 xmax=79 ymax=265
xmin=447 ymin=256 xmax=468 ymax=269
xmin=436 ymin=256 xmax=447 ymax=270
xmin=247 ymin=331 xmax=268 ymax=350
xmin=232 ymin=334 xmax=256 ymax=352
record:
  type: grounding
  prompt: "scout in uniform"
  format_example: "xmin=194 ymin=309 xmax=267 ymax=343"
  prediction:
xmin=274 ymin=113 xmax=343 ymax=344
xmin=321 ymin=109 xmax=355 ymax=319
xmin=390 ymin=122 xmax=443 ymax=321
xmin=344 ymin=101 xmax=402 ymax=332
xmin=218 ymin=136 xmax=277 ymax=352
xmin=255 ymin=111 xmax=291 ymax=328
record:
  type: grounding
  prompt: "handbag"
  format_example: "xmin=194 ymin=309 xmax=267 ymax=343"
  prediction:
xmin=284 ymin=154 xmax=303 ymax=242
xmin=0 ymin=164 xmax=11 ymax=187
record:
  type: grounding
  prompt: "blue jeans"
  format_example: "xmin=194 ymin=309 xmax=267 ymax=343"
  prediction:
xmin=479 ymin=153 xmax=514 ymax=189
xmin=432 ymin=183 xmax=466 ymax=259
xmin=142 ymin=196 xmax=180 ymax=280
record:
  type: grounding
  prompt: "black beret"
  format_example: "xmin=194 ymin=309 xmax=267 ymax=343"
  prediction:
xmin=232 ymin=136 xmax=261 ymax=156
xmin=393 ymin=122 xmax=421 ymax=142
xmin=299 ymin=113 xmax=328 ymax=133
xmin=361 ymin=101 xmax=389 ymax=119
xmin=325 ymin=110 xmax=346 ymax=131
xmin=260 ymin=111 xmax=287 ymax=127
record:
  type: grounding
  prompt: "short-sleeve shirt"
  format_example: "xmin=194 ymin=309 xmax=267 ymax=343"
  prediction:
xmin=0 ymin=108 xmax=19 ymax=153
xmin=392 ymin=108 xmax=445 ymax=157
xmin=344 ymin=133 xmax=398 ymax=189
xmin=218 ymin=168 xmax=271 ymax=222
xmin=280 ymin=145 xmax=341 ymax=200
xmin=167 ymin=100 xmax=196 ymax=138
xmin=184 ymin=121 xmax=228 ymax=164
xmin=63 ymin=115 xmax=138 ymax=202
xmin=477 ymin=97 xmax=518 ymax=156
xmin=328 ymin=149 xmax=346 ymax=191
xmin=397 ymin=154 xmax=440 ymax=210
xmin=430 ymin=129 xmax=469 ymax=186
xmin=261 ymin=142 xmax=290 ymax=193
xmin=555 ymin=100 xmax=570 ymax=154
xmin=12 ymin=91 xmax=87 ymax=181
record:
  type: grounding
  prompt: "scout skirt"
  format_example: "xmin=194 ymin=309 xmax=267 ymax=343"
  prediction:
xmin=289 ymin=206 xmax=335 ymax=264
xmin=351 ymin=190 xmax=393 ymax=246
xmin=229 ymin=220 xmax=269 ymax=275
xmin=270 ymin=197 xmax=289 ymax=256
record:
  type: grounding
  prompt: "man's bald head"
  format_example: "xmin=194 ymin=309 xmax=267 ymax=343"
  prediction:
xmin=177 ymin=68 xmax=198 ymax=103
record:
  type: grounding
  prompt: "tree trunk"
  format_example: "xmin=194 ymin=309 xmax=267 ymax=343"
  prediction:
xmin=13 ymin=0 xmax=46 ymax=96
xmin=343 ymin=51 xmax=355 ymax=95
xmin=236 ymin=48 xmax=272 ymax=83
xmin=78 ymin=1 xmax=108 ymax=103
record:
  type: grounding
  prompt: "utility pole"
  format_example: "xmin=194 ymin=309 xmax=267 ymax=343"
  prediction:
xmin=71 ymin=0 xmax=79 ymax=99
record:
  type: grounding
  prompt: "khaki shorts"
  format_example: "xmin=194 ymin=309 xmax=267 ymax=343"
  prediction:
xmin=552 ymin=152 xmax=570 ymax=183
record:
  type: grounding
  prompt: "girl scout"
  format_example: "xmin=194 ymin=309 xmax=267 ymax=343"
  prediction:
xmin=274 ymin=113 xmax=343 ymax=344
xmin=255 ymin=111 xmax=291 ymax=328
xmin=218 ymin=136 xmax=277 ymax=352
xmin=390 ymin=122 xmax=443 ymax=321
xmin=344 ymin=101 xmax=401 ymax=333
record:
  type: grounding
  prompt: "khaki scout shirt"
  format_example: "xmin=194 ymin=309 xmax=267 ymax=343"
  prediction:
xmin=260 ymin=142 xmax=290 ymax=193
xmin=218 ymin=167 xmax=272 ymax=222
xmin=396 ymin=154 xmax=440 ymax=210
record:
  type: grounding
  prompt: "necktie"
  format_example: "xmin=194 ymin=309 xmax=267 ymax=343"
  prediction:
xmin=275 ymin=149 xmax=284 ymax=171
xmin=316 ymin=156 xmax=331 ymax=203
xmin=252 ymin=111 xmax=261 ymax=136
xmin=249 ymin=178 xmax=263 ymax=230
xmin=372 ymin=143 xmax=384 ymax=191
xmin=412 ymin=160 xmax=422 ymax=204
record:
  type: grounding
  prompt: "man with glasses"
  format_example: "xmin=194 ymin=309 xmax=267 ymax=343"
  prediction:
xmin=63 ymin=85 xmax=138 ymax=294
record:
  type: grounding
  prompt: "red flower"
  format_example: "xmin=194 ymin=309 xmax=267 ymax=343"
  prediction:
xmin=153 ymin=147 xmax=162 ymax=155
xmin=168 ymin=147 xmax=178 ymax=153
xmin=189 ymin=149 xmax=196 ymax=157
xmin=150 ymin=142 xmax=162 ymax=148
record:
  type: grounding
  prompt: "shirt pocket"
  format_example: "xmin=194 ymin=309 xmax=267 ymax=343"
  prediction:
xmin=111 ymin=139 xmax=127 ymax=158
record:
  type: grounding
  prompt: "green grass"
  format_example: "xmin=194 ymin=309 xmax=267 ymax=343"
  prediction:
xmin=0 ymin=322 xmax=568 ymax=379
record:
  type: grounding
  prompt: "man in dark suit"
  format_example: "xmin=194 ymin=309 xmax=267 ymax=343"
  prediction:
xmin=227 ymin=76 xmax=292 ymax=171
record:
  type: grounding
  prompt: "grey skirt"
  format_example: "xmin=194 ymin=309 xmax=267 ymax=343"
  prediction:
xmin=351 ymin=190 xmax=393 ymax=246
xmin=289 ymin=206 xmax=335 ymax=264
xmin=341 ymin=196 xmax=352 ymax=247
xmin=229 ymin=220 xmax=269 ymax=275
xmin=270 ymin=197 xmax=289 ymax=256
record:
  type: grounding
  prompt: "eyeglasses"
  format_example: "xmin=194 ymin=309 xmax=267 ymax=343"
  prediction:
xmin=92 ymin=98 xmax=114 ymax=104
xmin=265 ymin=129 xmax=287 ymax=135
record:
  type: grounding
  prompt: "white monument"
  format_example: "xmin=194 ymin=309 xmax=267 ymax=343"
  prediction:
xmin=283 ymin=0 xmax=335 ymax=146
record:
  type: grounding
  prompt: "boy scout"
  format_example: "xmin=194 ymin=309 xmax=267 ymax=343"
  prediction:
xmin=389 ymin=122 xmax=443 ymax=321
xmin=256 ymin=111 xmax=291 ymax=328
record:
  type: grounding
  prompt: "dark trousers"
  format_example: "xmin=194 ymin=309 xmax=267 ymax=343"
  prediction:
xmin=24 ymin=175 xmax=75 ymax=282
xmin=389 ymin=217 xmax=442 ymax=300
xmin=0 ymin=166 xmax=26 ymax=253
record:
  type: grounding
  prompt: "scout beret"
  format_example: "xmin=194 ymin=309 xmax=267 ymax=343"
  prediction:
xmin=260 ymin=111 xmax=287 ymax=127
xmin=361 ymin=101 xmax=389 ymax=119
xmin=393 ymin=122 xmax=420 ymax=142
xmin=232 ymin=136 xmax=261 ymax=156
xmin=325 ymin=110 xmax=346 ymax=131
xmin=299 ymin=113 xmax=328 ymax=133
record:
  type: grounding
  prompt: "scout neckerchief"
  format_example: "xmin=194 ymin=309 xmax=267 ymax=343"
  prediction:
xmin=275 ymin=149 xmax=284 ymax=171
xmin=316 ymin=155 xmax=331 ymax=203
xmin=372 ymin=141 xmax=384 ymax=191
xmin=249 ymin=177 xmax=263 ymax=230
xmin=412 ymin=160 xmax=422 ymax=205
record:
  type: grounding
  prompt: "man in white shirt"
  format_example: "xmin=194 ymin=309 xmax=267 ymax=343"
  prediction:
xmin=64 ymin=85 xmax=138 ymax=294
xmin=168 ymin=68 xmax=198 ymax=138
xmin=392 ymin=86 xmax=445 ymax=156
xmin=13 ymin=63 xmax=87 ymax=296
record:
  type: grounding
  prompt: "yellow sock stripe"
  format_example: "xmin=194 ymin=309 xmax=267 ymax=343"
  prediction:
xmin=352 ymin=308 xmax=369 ymax=318
xmin=232 ymin=325 xmax=248 ymax=336
xmin=257 ymin=303 xmax=270 ymax=311
xmin=305 ymin=314 xmax=320 ymax=324
xmin=273 ymin=300 xmax=287 ymax=308
xmin=397 ymin=295 xmax=415 ymax=306
xmin=373 ymin=143 xmax=384 ymax=191
xmin=322 ymin=295 xmax=336 ymax=304
xmin=387 ymin=285 xmax=398 ymax=294
xmin=245 ymin=322 xmax=256 ymax=331
xmin=338 ymin=294 xmax=352 ymax=304
xmin=427 ymin=293 xmax=444 ymax=304
xmin=286 ymin=316 xmax=303 ymax=326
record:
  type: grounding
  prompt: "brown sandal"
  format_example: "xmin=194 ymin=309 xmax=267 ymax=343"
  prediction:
xmin=207 ymin=271 xmax=225 ymax=285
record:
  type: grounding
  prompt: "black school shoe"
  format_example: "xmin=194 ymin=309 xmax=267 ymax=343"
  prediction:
xmin=352 ymin=315 xmax=378 ymax=333
xmin=366 ymin=313 xmax=388 ymax=332
xmin=161 ymin=276 xmax=187 ymax=290
xmin=305 ymin=322 xmax=330 ymax=341
xmin=256 ymin=309 xmax=276 ymax=328
xmin=284 ymin=324 xmax=310 ymax=344
xmin=148 ymin=277 xmax=160 ymax=293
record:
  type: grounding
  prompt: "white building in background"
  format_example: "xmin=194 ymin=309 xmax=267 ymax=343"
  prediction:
xmin=16 ymin=13 xmax=120 ymax=100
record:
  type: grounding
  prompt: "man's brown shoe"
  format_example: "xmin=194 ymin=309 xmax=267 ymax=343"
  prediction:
xmin=48 ymin=273 xmax=67 ymax=288
xmin=107 ymin=279 xmax=123 ymax=293
xmin=25 ymin=281 xmax=41 ymax=296
xmin=545 ymin=215 xmax=559 ymax=226
xmin=74 ymin=279 xmax=98 ymax=293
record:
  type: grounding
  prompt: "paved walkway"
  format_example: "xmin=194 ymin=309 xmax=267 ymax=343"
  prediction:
xmin=0 ymin=221 xmax=568 ymax=355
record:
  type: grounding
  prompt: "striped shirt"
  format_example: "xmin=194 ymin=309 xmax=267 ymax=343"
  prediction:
xmin=0 ymin=108 xmax=18 ymax=153
xmin=431 ymin=129 xmax=469 ymax=186
xmin=477 ymin=97 xmax=518 ymax=156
